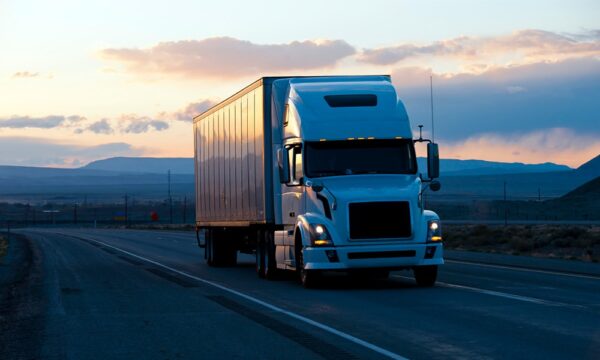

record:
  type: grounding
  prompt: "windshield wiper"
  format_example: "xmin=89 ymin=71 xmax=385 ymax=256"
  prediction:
xmin=351 ymin=170 xmax=381 ymax=174
xmin=311 ymin=170 xmax=346 ymax=177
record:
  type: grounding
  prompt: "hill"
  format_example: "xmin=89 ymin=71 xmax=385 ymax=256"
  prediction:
xmin=82 ymin=156 xmax=570 ymax=176
xmin=418 ymin=158 xmax=571 ymax=176
xmin=82 ymin=157 xmax=194 ymax=174
xmin=577 ymin=154 xmax=600 ymax=174
xmin=560 ymin=176 xmax=600 ymax=200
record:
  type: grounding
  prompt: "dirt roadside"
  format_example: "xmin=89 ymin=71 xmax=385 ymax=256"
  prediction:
xmin=0 ymin=233 xmax=45 ymax=358
xmin=444 ymin=224 xmax=600 ymax=263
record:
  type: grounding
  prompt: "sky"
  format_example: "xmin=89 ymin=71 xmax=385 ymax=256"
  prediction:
xmin=1 ymin=0 xmax=599 ymax=168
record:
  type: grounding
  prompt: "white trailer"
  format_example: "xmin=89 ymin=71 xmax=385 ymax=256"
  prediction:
xmin=193 ymin=76 xmax=443 ymax=287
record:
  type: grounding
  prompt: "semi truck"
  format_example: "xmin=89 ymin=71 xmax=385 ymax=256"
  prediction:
xmin=193 ymin=75 xmax=443 ymax=287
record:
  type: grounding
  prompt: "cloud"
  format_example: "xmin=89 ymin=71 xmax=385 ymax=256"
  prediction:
xmin=0 ymin=115 xmax=85 ymax=129
xmin=360 ymin=29 xmax=600 ymax=66
xmin=75 ymin=119 xmax=114 ymax=134
xmin=392 ymin=57 xmax=600 ymax=142
xmin=119 ymin=115 xmax=169 ymax=133
xmin=0 ymin=136 xmax=144 ymax=167
xmin=12 ymin=71 xmax=40 ymax=78
xmin=506 ymin=86 xmax=526 ymax=94
xmin=101 ymin=37 xmax=355 ymax=78
xmin=171 ymin=99 xmax=216 ymax=121
xmin=441 ymin=128 xmax=600 ymax=168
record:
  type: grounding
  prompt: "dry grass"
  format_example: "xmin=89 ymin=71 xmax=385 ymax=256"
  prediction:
xmin=108 ymin=224 xmax=196 ymax=231
xmin=444 ymin=225 xmax=600 ymax=262
xmin=0 ymin=235 xmax=8 ymax=261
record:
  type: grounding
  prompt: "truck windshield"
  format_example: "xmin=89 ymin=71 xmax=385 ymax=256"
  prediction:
xmin=305 ymin=139 xmax=417 ymax=178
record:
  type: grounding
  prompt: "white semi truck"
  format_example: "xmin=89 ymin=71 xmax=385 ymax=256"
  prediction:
xmin=193 ymin=75 xmax=443 ymax=287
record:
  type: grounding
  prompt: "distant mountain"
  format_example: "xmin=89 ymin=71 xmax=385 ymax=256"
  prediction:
xmin=0 ymin=154 xmax=596 ymax=203
xmin=560 ymin=176 xmax=600 ymax=200
xmin=82 ymin=157 xmax=194 ymax=174
xmin=82 ymin=156 xmax=570 ymax=177
xmin=543 ymin=176 xmax=600 ymax=217
xmin=417 ymin=158 xmax=571 ymax=177
xmin=577 ymin=154 xmax=600 ymax=174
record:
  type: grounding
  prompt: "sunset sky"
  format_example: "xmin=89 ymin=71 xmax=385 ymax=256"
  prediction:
xmin=1 ymin=0 xmax=599 ymax=168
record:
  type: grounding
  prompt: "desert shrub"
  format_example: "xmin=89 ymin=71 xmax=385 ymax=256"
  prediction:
xmin=509 ymin=236 xmax=534 ymax=252
xmin=471 ymin=224 xmax=489 ymax=237
xmin=552 ymin=236 xmax=574 ymax=248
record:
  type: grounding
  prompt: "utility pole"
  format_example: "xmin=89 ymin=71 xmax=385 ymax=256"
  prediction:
xmin=124 ymin=194 xmax=129 ymax=227
xmin=430 ymin=75 xmax=435 ymax=143
xmin=168 ymin=169 xmax=173 ymax=224
xmin=25 ymin=203 xmax=31 ymax=227
xmin=538 ymin=187 xmax=541 ymax=201
xmin=183 ymin=196 xmax=187 ymax=224
xmin=503 ymin=181 xmax=507 ymax=226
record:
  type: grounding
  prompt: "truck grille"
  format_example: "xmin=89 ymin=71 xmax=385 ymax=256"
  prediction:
xmin=349 ymin=201 xmax=411 ymax=239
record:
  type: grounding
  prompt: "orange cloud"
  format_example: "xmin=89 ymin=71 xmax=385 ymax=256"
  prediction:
xmin=101 ymin=37 xmax=355 ymax=79
xmin=360 ymin=29 xmax=600 ymax=69
xmin=12 ymin=71 xmax=40 ymax=78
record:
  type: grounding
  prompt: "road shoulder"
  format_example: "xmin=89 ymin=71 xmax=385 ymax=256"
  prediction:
xmin=0 ymin=233 xmax=45 ymax=358
xmin=445 ymin=249 xmax=600 ymax=277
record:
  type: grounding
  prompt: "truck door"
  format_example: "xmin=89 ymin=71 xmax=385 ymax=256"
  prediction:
xmin=282 ymin=144 xmax=305 ymax=226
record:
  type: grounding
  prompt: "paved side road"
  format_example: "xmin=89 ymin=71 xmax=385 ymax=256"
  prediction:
xmin=1 ymin=228 xmax=599 ymax=359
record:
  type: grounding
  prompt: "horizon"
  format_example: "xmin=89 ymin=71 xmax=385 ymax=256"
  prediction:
xmin=1 ymin=1 xmax=599 ymax=168
xmin=1 ymin=154 xmax=593 ymax=170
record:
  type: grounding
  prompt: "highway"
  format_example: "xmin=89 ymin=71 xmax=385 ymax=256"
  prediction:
xmin=2 ymin=228 xmax=599 ymax=359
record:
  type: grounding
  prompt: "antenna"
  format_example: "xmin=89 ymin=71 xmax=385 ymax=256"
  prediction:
xmin=430 ymin=74 xmax=435 ymax=143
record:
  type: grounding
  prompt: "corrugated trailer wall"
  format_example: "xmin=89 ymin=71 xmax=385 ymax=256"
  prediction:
xmin=194 ymin=80 xmax=267 ymax=226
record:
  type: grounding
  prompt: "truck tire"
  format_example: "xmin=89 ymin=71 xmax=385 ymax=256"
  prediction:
xmin=255 ymin=232 xmax=266 ymax=278
xmin=263 ymin=230 xmax=279 ymax=280
xmin=295 ymin=233 xmax=320 ymax=288
xmin=207 ymin=229 xmax=237 ymax=267
xmin=206 ymin=229 xmax=214 ymax=265
xmin=413 ymin=265 xmax=438 ymax=287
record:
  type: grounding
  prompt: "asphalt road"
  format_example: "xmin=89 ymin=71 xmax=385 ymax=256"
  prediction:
xmin=2 ymin=228 xmax=599 ymax=359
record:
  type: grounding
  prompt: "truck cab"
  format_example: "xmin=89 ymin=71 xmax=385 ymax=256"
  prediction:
xmin=269 ymin=76 xmax=443 ymax=287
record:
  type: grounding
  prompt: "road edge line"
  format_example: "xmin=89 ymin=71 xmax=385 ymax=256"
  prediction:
xmin=67 ymin=233 xmax=409 ymax=360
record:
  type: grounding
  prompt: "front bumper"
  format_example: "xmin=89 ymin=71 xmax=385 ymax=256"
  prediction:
xmin=303 ymin=242 xmax=444 ymax=270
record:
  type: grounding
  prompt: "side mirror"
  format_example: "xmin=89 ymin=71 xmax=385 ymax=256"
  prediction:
xmin=427 ymin=143 xmax=440 ymax=179
xmin=277 ymin=148 xmax=290 ymax=183
xmin=429 ymin=180 xmax=441 ymax=192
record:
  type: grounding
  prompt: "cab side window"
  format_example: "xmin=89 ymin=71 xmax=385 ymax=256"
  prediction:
xmin=286 ymin=145 xmax=303 ymax=186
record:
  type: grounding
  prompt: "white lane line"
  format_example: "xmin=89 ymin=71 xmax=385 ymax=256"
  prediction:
xmin=446 ymin=260 xmax=600 ymax=280
xmin=392 ymin=275 xmax=584 ymax=308
xmin=71 ymin=234 xmax=408 ymax=360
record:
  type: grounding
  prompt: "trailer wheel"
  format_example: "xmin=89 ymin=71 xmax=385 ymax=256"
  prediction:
xmin=207 ymin=229 xmax=237 ymax=267
xmin=255 ymin=231 xmax=266 ymax=278
xmin=206 ymin=229 xmax=214 ymax=265
xmin=413 ymin=265 xmax=438 ymax=287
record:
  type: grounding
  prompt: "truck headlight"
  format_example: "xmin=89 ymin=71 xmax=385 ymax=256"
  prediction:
xmin=309 ymin=224 xmax=333 ymax=246
xmin=427 ymin=220 xmax=442 ymax=242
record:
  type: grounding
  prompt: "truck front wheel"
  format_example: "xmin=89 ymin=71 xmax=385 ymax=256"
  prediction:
xmin=413 ymin=265 xmax=438 ymax=287
xmin=295 ymin=233 xmax=320 ymax=288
